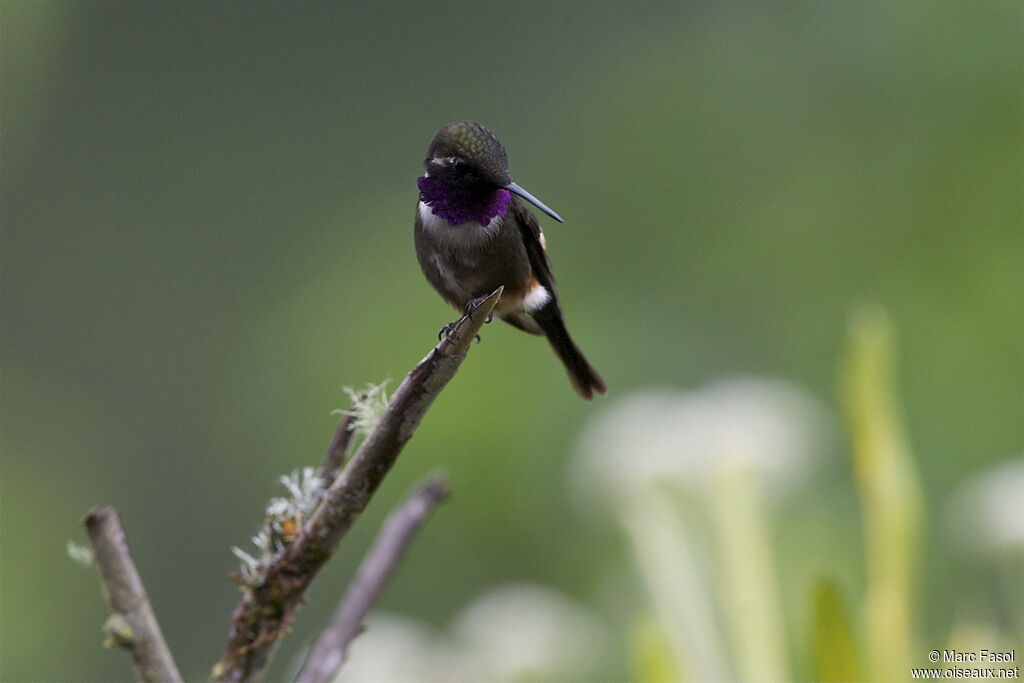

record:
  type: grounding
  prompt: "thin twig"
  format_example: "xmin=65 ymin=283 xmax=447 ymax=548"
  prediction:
xmin=316 ymin=411 xmax=358 ymax=484
xmin=84 ymin=506 xmax=183 ymax=683
xmin=214 ymin=286 xmax=503 ymax=683
xmin=295 ymin=476 xmax=451 ymax=683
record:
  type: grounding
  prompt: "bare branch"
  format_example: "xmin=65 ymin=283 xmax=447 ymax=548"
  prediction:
xmin=295 ymin=476 xmax=450 ymax=683
xmin=214 ymin=287 xmax=502 ymax=682
xmin=83 ymin=506 xmax=183 ymax=683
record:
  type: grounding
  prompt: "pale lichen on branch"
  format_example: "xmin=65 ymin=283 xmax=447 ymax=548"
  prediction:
xmin=213 ymin=286 xmax=503 ymax=683
xmin=80 ymin=289 xmax=502 ymax=683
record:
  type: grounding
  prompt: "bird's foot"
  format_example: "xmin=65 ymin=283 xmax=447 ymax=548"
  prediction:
xmin=464 ymin=295 xmax=495 ymax=324
xmin=437 ymin=296 xmax=494 ymax=343
xmin=437 ymin=320 xmax=482 ymax=343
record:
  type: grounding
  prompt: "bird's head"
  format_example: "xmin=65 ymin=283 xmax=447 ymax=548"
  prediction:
xmin=418 ymin=121 xmax=563 ymax=226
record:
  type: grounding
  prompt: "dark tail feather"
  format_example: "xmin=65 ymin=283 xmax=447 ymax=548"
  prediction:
xmin=534 ymin=306 xmax=607 ymax=400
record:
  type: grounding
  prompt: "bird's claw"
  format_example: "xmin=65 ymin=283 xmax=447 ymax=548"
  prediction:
xmin=437 ymin=319 xmax=484 ymax=344
xmin=438 ymin=296 xmax=495 ymax=342
xmin=464 ymin=296 xmax=494 ymax=324
xmin=437 ymin=320 xmax=483 ymax=344
xmin=437 ymin=322 xmax=458 ymax=340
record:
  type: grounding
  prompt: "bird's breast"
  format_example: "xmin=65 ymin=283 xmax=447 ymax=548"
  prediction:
xmin=417 ymin=201 xmax=500 ymax=250
xmin=415 ymin=202 xmax=534 ymax=311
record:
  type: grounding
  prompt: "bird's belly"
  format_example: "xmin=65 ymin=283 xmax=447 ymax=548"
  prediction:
xmin=415 ymin=206 xmax=534 ymax=312
xmin=423 ymin=248 xmax=518 ymax=307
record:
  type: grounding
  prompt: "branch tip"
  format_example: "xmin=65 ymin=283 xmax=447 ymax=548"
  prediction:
xmin=438 ymin=286 xmax=503 ymax=356
xmin=84 ymin=506 xmax=183 ymax=683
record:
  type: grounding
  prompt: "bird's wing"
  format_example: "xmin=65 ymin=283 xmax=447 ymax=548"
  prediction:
xmin=510 ymin=198 xmax=560 ymax=307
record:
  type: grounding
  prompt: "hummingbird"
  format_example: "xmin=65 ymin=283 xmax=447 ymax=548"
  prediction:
xmin=414 ymin=121 xmax=606 ymax=400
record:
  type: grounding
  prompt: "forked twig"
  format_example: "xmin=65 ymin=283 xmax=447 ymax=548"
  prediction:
xmin=295 ymin=476 xmax=451 ymax=683
xmin=214 ymin=287 xmax=503 ymax=682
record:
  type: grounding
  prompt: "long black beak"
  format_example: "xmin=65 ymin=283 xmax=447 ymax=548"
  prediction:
xmin=504 ymin=182 xmax=564 ymax=223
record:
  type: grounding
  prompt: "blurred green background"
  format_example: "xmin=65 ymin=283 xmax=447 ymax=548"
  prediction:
xmin=1 ymin=2 xmax=1021 ymax=681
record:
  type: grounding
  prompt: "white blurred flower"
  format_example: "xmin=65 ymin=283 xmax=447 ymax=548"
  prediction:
xmin=950 ymin=457 xmax=1024 ymax=554
xmin=333 ymin=614 xmax=472 ymax=683
xmin=571 ymin=378 xmax=831 ymax=683
xmin=333 ymin=584 xmax=605 ymax=683
xmin=452 ymin=583 xmax=607 ymax=681
xmin=573 ymin=378 xmax=831 ymax=509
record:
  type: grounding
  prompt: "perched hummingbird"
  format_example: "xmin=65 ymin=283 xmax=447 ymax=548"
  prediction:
xmin=414 ymin=121 xmax=606 ymax=400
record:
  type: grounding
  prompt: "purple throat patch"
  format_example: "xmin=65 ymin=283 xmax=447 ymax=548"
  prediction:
xmin=418 ymin=175 xmax=511 ymax=226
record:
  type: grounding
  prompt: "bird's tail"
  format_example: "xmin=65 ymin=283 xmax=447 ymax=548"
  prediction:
xmin=533 ymin=305 xmax=607 ymax=400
